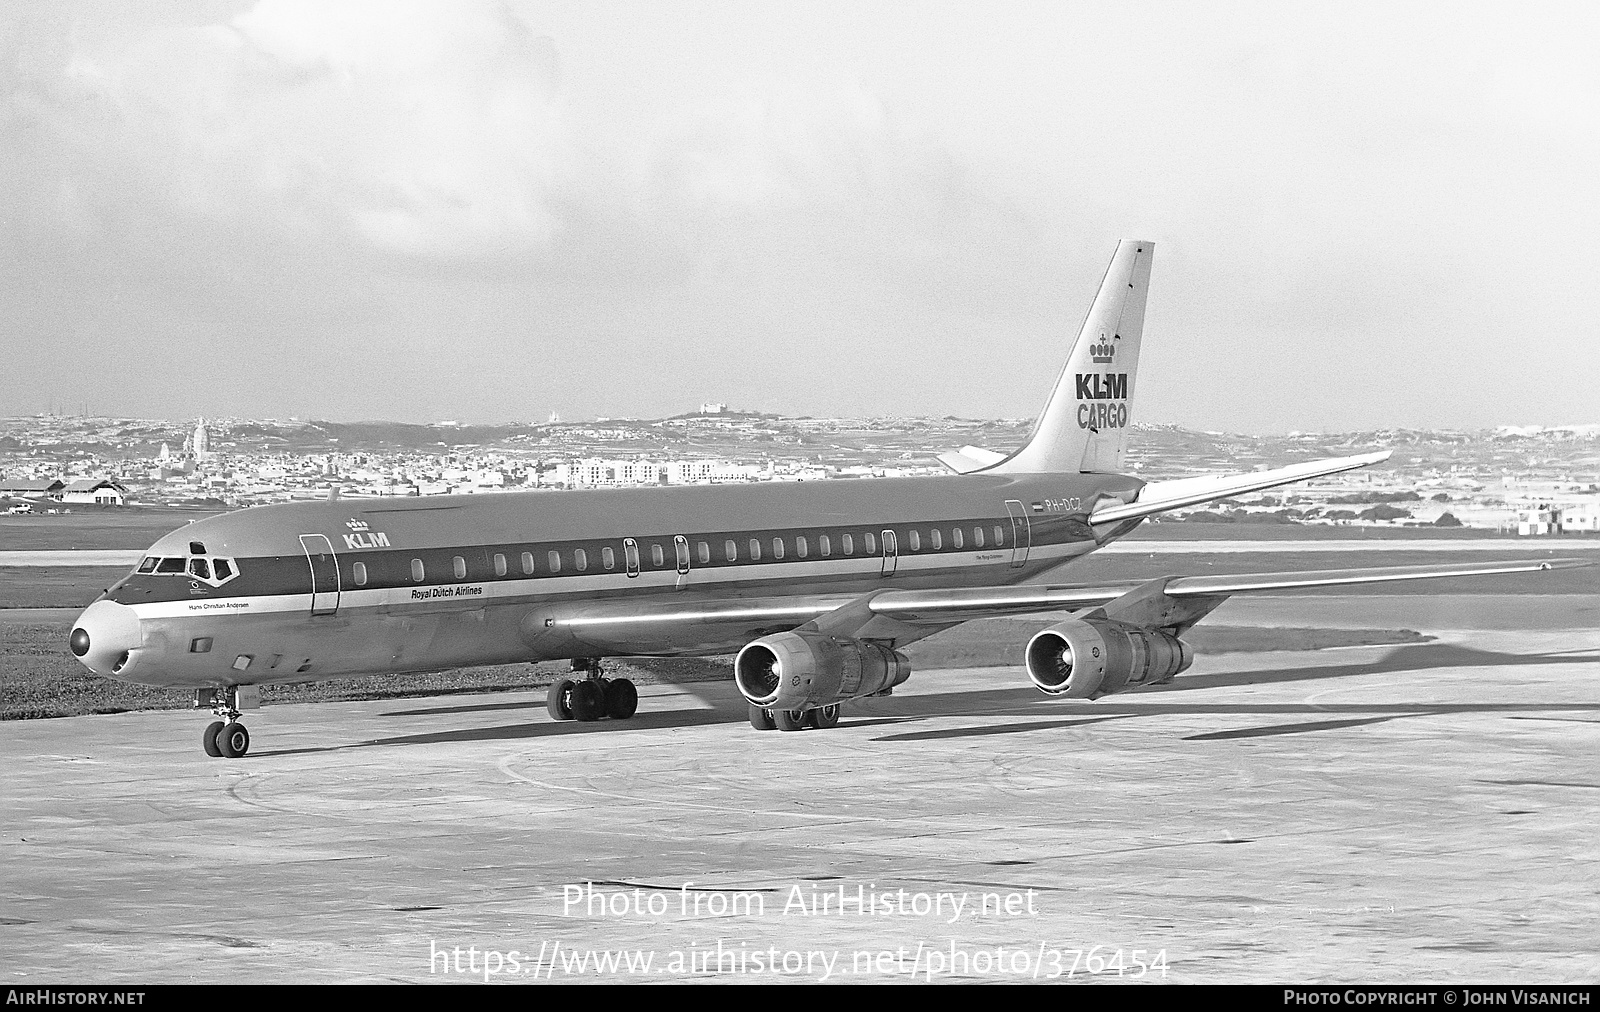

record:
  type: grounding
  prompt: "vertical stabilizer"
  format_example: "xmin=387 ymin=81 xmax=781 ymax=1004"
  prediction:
xmin=989 ymin=240 xmax=1153 ymax=474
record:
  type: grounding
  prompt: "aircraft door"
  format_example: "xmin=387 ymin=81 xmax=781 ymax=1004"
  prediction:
xmin=674 ymin=535 xmax=691 ymax=589
xmin=880 ymin=529 xmax=898 ymax=577
xmin=1004 ymin=500 xmax=1031 ymax=569
xmin=299 ymin=534 xmax=341 ymax=616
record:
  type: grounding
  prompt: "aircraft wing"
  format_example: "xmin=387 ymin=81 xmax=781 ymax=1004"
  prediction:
xmin=534 ymin=558 xmax=1585 ymax=653
xmin=1090 ymin=450 xmax=1392 ymax=525
xmin=866 ymin=558 xmax=1585 ymax=623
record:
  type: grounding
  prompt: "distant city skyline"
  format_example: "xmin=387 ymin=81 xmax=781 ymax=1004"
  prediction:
xmin=3 ymin=2 xmax=1597 ymax=433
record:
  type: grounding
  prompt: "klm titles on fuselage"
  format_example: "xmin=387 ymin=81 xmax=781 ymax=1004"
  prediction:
xmin=343 ymin=531 xmax=391 ymax=550
xmin=1076 ymin=372 xmax=1128 ymax=430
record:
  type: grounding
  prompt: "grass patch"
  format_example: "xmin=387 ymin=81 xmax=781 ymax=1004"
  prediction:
xmin=3 ymin=612 xmax=1424 ymax=720
xmin=0 ymin=616 xmax=730 ymax=719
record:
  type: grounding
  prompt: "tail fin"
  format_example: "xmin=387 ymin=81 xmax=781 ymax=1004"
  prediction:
xmin=988 ymin=239 xmax=1154 ymax=474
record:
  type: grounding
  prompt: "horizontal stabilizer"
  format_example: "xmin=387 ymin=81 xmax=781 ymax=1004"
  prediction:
xmin=1090 ymin=451 xmax=1392 ymax=526
xmin=937 ymin=445 xmax=1009 ymax=474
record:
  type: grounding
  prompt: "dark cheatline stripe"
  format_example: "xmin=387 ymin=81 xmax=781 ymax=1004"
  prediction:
xmin=112 ymin=513 xmax=1094 ymax=605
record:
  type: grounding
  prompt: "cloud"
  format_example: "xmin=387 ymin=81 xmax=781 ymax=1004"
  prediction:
xmin=6 ymin=1 xmax=571 ymax=261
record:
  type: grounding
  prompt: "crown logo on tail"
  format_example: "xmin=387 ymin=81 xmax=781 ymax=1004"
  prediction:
xmin=1090 ymin=334 xmax=1120 ymax=364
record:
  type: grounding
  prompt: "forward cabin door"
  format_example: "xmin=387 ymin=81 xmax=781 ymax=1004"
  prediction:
xmin=299 ymin=534 xmax=341 ymax=616
xmin=1004 ymin=500 xmax=1031 ymax=569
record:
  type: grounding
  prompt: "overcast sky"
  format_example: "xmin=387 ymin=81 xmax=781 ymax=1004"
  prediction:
xmin=2 ymin=1 xmax=1596 ymax=432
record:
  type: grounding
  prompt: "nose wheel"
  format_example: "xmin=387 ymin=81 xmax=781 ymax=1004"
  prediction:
xmin=198 ymin=687 xmax=253 ymax=758
xmin=546 ymin=659 xmax=638 ymax=722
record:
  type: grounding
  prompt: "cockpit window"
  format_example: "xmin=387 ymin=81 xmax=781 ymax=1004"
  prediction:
xmin=189 ymin=541 xmax=206 ymax=555
xmin=213 ymin=559 xmax=233 ymax=581
xmin=189 ymin=558 xmax=211 ymax=580
xmin=137 ymin=557 xmax=159 ymax=574
xmin=156 ymin=557 xmax=186 ymax=574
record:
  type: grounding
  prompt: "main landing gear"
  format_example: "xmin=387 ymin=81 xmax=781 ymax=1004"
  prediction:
xmin=198 ymin=686 xmax=254 ymax=759
xmin=748 ymin=702 xmax=841 ymax=732
xmin=547 ymin=659 xmax=638 ymax=723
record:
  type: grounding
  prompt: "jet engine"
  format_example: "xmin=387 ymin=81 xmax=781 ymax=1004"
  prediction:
xmin=735 ymin=632 xmax=910 ymax=711
xmin=1024 ymin=618 xmax=1192 ymax=699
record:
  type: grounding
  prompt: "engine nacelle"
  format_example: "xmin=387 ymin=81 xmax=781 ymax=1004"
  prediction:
xmin=1024 ymin=619 xmax=1193 ymax=699
xmin=735 ymin=632 xmax=910 ymax=711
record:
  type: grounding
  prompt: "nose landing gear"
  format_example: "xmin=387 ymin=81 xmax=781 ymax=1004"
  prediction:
xmin=546 ymin=659 xmax=638 ymax=722
xmin=197 ymin=686 xmax=255 ymax=758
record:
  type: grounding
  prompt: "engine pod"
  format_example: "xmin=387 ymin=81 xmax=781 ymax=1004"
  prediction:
xmin=735 ymin=631 xmax=910 ymax=710
xmin=1025 ymin=618 xmax=1192 ymax=699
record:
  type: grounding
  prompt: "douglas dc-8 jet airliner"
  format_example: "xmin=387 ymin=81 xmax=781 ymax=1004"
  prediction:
xmin=69 ymin=241 xmax=1578 ymax=757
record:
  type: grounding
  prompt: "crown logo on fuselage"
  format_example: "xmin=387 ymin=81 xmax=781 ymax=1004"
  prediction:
xmin=346 ymin=519 xmax=369 ymax=531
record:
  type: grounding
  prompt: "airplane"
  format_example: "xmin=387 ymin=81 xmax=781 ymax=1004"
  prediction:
xmin=67 ymin=240 xmax=1581 ymax=758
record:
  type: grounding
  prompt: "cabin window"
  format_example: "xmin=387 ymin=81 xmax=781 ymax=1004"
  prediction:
xmin=213 ymin=559 xmax=234 ymax=581
xmin=930 ymin=529 xmax=942 ymax=550
xmin=453 ymin=556 xmax=467 ymax=580
xmin=189 ymin=558 xmax=211 ymax=580
xmin=651 ymin=544 xmax=666 ymax=567
xmin=994 ymin=525 xmax=1006 ymax=546
xmin=725 ymin=540 xmax=738 ymax=562
xmin=521 ymin=552 xmax=535 ymax=575
xmin=864 ymin=532 xmax=877 ymax=555
xmin=772 ymin=538 xmax=784 ymax=559
xmin=973 ymin=527 xmax=985 ymax=548
xmin=748 ymin=539 xmax=761 ymax=561
xmin=547 ymin=551 xmax=562 ymax=573
xmin=819 ymin=535 xmax=832 ymax=557
xmin=493 ymin=553 xmax=507 ymax=577
xmin=574 ymin=549 xmax=588 ymax=572
xmin=908 ymin=530 xmax=920 ymax=552
xmin=411 ymin=558 xmax=425 ymax=582
xmin=841 ymin=534 xmax=854 ymax=556
xmin=697 ymin=541 xmax=711 ymax=565
xmin=352 ymin=562 xmax=367 ymax=587
xmin=156 ymin=557 xmax=186 ymax=574
xmin=602 ymin=547 xmax=616 ymax=571
xmin=137 ymin=557 xmax=159 ymax=574
xmin=625 ymin=541 xmax=640 ymax=573
xmin=952 ymin=528 xmax=964 ymax=549
xmin=795 ymin=536 xmax=808 ymax=559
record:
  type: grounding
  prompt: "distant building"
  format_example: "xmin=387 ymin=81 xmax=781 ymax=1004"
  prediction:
xmin=699 ymin=402 xmax=727 ymax=415
xmin=193 ymin=418 xmax=211 ymax=461
xmin=61 ymin=479 xmax=128 ymax=506
xmin=1557 ymin=502 xmax=1599 ymax=533
xmin=0 ymin=478 xmax=65 ymax=499
xmin=1515 ymin=506 xmax=1560 ymax=536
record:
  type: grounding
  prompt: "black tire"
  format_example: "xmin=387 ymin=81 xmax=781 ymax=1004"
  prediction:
xmin=604 ymin=678 xmax=638 ymax=719
xmin=775 ymin=708 xmax=808 ymax=732
xmin=809 ymin=704 xmax=841 ymax=729
xmin=570 ymin=680 xmax=606 ymax=722
xmin=749 ymin=705 xmax=776 ymax=731
xmin=217 ymin=722 xmax=249 ymax=758
xmin=203 ymin=721 xmax=225 ymax=757
xmin=546 ymin=677 xmax=576 ymax=721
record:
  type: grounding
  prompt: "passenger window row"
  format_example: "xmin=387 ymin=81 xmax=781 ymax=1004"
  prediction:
xmin=348 ymin=522 xmax=1011 ymax=588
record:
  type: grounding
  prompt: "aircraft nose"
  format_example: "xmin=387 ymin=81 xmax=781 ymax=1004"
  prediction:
xmin=70 ymin=600 xmax=143 ymax=677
